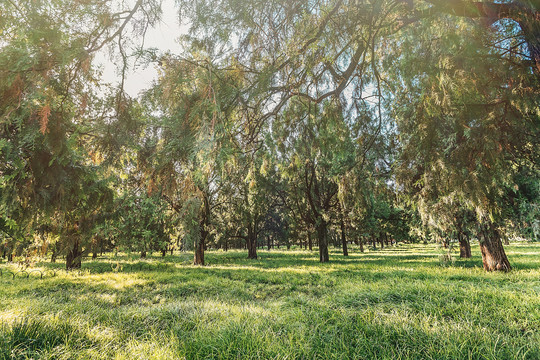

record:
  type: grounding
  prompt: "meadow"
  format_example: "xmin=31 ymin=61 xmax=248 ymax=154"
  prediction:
xmin=1 ymin=242 xmax=539 ymax=359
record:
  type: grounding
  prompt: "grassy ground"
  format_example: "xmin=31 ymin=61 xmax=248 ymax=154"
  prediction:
xmin=0 ymin=242 xmax=539 ymax=359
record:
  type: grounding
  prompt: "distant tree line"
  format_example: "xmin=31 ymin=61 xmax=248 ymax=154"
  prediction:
xmin=1 ymin=0 xmax=538 ymax=271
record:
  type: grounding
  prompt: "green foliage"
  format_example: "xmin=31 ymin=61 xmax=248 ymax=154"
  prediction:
xmin=112 ymin=191 xmax=172 ymax=256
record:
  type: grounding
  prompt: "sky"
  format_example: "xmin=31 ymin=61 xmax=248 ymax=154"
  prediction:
xmin=98 ymin=0 xmax=186 ymax=97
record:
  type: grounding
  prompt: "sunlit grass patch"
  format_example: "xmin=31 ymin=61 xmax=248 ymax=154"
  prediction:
xmin=0 ymin=242 xmax=539 ymax=359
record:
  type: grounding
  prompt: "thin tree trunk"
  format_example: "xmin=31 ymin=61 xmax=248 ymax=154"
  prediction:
xmin=340 ymin=216 xmax=348 ymax=256
xmin=359 ymin=236 xmax=364 ymax=252
xmin=194 ymin=194 xmax=210 ymax=265
xmin=479 ymin=224 xmax=511 ymax=271
xmin=51 ymin=244 xmax=57 ymax=263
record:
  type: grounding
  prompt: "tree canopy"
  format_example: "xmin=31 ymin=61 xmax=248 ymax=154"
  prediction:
xmin=1 ymin=0 xmax=538 ymax=271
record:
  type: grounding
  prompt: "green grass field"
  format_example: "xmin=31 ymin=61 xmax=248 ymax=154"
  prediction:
xmin=1 ymin=242 xmax=539 ymax=359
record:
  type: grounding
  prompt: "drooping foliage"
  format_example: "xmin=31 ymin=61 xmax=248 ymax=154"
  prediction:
xmin=1 ymin=0 xmax=538 ymax=271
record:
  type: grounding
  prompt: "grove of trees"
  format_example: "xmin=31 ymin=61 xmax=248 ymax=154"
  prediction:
xmin=1 ymin=0 xmax=538 ymax=271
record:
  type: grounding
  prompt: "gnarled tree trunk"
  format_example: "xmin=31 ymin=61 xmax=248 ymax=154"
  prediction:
xmin=479 ymin=224 xmax=511 ymax=271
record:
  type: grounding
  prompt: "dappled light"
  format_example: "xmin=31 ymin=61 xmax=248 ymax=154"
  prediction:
xmin=2 ymin=244 xmax=540 ymax=358
xmin=1 ymin=0 xmax=539 ymax=358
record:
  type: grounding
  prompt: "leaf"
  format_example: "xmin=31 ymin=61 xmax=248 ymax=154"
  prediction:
xmin=39 ymin=104 xmax=51 ymax=134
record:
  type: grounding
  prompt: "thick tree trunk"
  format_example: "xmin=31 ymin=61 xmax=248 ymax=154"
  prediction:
xmin=66 ymin=237 xmax=82 ymax=270
xmin=458 ymin=231 xmax=471 ymax=258
xmin=308 ymin=232 xmax=313 ymax=251
xmin=379 ymin=234 xmax=384 ymax=249
xmin=194 ymin=239 xmax=204 ymax=265
xmin=317 ymin=220 xmax=329 ymax=263
xmin=140 ymin=250 xmax=147 ymax=258
xmin=161 ymin=249 xmax=167 ymax=257
xmin=359 ymin=237 xmax=364 ymax=252
xmin=247 ymin=227 xmax=258 ymax=259
xmin=479 ymin=224 xmax=511 ymax=271
xmin=340 ymin=217 xmax=348 ymax=256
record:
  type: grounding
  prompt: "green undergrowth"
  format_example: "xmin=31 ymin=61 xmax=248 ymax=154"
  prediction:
xmin=1 ymin=243 xmax=539 ymax=359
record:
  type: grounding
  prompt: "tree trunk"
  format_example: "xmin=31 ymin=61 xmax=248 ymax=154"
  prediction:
xmin=359 ymin=237 xmax=364 ymax=253
xmin=379 ymin=233 xmax=384 ymax=249
xmin=194 ymin=239 xmax=204 ymax=265
xmin=51 ymin=245 xmax=57 ymax=263
xmin=308 ymin=232 xmax=313 ymax=251
xmin=247 ymin=226 xmax=258 ymax=259
xmin=194 ymin=194 xmax=210 ymax=265
xmin=340 ymin=216 xmax=348 ymax=256
xmin=140 ymin=250 xmax=147 ymax=258
xmin=458 ymin=231 xmax=471 ymax=258
xmin=66 ymin=237 xmax=82 ymax=270
xmin=479 ymin=224 xmax=511 ymax=271
xmin=317 ymin=220 xmax=329 ymax=263
xmin=161 ymin=249 xmax=166 ymax=257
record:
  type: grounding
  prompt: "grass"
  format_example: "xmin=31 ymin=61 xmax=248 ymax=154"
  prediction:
xmin=0 ymin=242 xmax=539 ymax=359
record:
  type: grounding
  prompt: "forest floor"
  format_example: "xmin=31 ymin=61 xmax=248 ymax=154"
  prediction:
xmin=0 ymin=242 xmax=539 ymax=359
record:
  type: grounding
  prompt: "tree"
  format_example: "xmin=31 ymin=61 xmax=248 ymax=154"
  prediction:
xmin=388 ymin=11 xmax=538 ymax=270
xmin=272 ymin=98 xmax=356 ymax=262
xmin=0 ymin=0 xmax=161 ymax=268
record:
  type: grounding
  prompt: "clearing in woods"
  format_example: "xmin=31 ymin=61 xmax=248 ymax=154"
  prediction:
xmin=1 ymin=243 xmax=539 ymax=359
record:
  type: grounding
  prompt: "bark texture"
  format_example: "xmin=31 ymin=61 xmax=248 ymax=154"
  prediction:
xmin=479 ymin=224 xmax=511 ymax=271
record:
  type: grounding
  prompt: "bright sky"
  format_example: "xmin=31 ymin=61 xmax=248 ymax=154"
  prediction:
xmin=98 ymin=0 xmax=186 ymax=97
